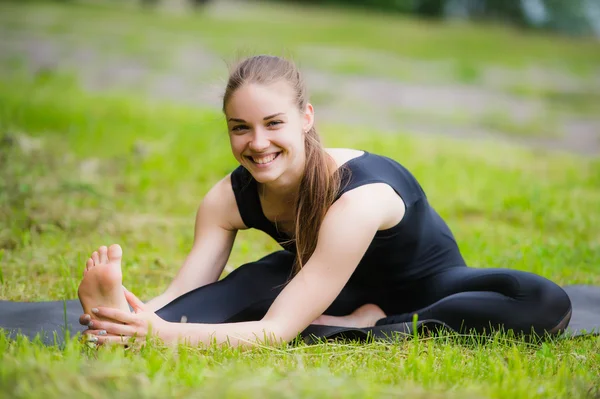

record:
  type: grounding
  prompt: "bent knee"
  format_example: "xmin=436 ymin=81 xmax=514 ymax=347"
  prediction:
xmin=533 ymin=283 xmax=572 ymax=332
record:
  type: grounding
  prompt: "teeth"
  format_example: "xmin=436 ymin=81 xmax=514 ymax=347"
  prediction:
xmin=252 ymin=153 xmax=277 ymax=164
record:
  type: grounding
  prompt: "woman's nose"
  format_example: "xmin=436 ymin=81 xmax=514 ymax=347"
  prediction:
xmin=249 ymin=130 xmax=270 ymax=152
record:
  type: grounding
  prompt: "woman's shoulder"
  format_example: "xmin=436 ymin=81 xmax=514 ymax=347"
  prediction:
xmin=329 ymin=148 xmax=425 ymax=204
xmin=326 ymin=147 xmax=415 ymax=173
xmin=325 ymin=148 xmax=403 ymax=167
xmin=228 ymin=163 xmax=254 ymax=191
xmin=199 ymin=173 xmax=247 ymax=230
xmin=325 ymin=148 xmax=367 ymax=168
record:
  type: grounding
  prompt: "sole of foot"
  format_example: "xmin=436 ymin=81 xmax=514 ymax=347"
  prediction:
xmin=78 ymin=244 xmax=131 ymax=322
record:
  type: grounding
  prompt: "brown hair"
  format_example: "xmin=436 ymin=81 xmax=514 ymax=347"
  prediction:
xmin=222 ymin=55 xmax=345 ymax=274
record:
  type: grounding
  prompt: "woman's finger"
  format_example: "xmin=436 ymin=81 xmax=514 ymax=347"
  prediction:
xmin=123 ymin=289 xmax=146 ymax=312
xmin=82 ymin=329 xmax=106 ymax=336
xmin=87 ymin=319 xmax=138 ymax=337
xmin=79 ymin=314 xmax=92 ymax=326
xmin=92 ymin=307 xmax=137 ymax=324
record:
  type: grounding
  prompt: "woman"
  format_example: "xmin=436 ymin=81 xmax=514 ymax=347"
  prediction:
xmin=77 ymin=55 xmax=572 ymax=348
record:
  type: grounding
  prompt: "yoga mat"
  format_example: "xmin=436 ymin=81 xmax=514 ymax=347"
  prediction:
xmin=1 ymin=285 xmax=598 ymax=347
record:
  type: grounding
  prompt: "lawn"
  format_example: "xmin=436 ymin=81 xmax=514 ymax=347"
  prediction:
xmin=1 ymin=1 xmax=599 ymax=398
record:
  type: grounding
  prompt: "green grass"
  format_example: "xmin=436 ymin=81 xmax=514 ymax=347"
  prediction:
xmin=2 ymin=0 xmax=598 ymax=142
xmin=1 ymin=334 xmax=598 ymax=398
xmin=506 ymin=85 xmax=600 ymax=116
xmin=1 ymin=1 xmax=600 ymax=397
xmin=391 ymin=108 xmax=564 ymax=138
xmin=2 ymin=0 xmax=600 ymax=77
xmin=1 ymin=66 xmax=599 ymax=398
xmin=478 ymin=110 xmax=562 ymax=137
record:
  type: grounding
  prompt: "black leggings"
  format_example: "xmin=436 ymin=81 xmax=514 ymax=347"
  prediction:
xmin=155 ymin=251 xmax=572 ymax=336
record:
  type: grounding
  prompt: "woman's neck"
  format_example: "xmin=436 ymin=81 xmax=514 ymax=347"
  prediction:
xmin=258 ymin=173 xmax=301 ymax=204
xmin=258 ymin=149 xmax=308 ymax=203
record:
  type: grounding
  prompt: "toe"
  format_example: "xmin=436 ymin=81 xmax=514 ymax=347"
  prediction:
xmin=92 ymin=251 xmax=100 ymax=266
xmin=107 ymin=244 xmax=123 ymax=264
xmin=99 ymin=246 xmax=108 ymax=264
xmin=85 ymin=258 xmax=93 ymax=272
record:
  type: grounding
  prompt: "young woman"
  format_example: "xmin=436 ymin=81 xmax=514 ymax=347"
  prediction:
xmin=77 ymin=55 xmax=572 ymax=348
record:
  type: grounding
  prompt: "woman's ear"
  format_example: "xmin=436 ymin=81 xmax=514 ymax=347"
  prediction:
xmin=303 ymin=103 xmax=315 ymax=133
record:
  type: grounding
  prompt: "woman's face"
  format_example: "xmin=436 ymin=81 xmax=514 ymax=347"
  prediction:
xmin=225 ymin=81 xmax=314 ymax=185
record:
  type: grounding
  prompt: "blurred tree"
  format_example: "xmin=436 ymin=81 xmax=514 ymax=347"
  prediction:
xmin=265 ymin=0 xmax=600 ymax=37
xmin=189 ymin=0 xmax=211 ymax=8
xmin=416 ymin=0 xmax=445 ymax=18
xmin=443 ymin=0 xmax=528 ymax=26
xmin=543 ymin=0 xmax=599 ymax=36
xmin=139 ymin=0 xmax=212 ymax=10
xmin=140 ymin=0 xmax=160 ymax=7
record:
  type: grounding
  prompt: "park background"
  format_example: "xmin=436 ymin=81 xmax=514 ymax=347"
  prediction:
xmin=1 ymin=0 xmax=599 ymax=397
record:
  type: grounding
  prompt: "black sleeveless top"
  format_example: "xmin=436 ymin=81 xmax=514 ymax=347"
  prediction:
xmin=230 ymin=151 xmax=466 ymax=287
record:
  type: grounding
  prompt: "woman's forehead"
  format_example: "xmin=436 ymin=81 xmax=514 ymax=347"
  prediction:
xmin=226 ymin=82 xmax=297 ymax=117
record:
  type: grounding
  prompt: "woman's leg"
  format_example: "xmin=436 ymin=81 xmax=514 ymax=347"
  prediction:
xmin=376 ymin=266 xmax=572 ymax=336
xmin=155 ymin=250 xmax=369 ymax=324
xmin=312 ymin=304 xmax=387 ymax=328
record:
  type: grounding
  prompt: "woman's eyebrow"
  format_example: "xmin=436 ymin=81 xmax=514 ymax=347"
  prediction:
xmin=263 ymin=113 xmax=284 ymax=120
xmin=227 ymin=113 xmax=284 ymax=123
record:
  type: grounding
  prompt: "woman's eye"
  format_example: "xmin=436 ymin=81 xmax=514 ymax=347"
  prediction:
xmin=267 ymin=121 xmax=282 ymax=127
xmin=232 ymin=125 xmax=248 ymax=132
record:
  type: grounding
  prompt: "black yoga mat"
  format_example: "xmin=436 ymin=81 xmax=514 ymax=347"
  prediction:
xmin=1 ymin=285 xmax=598 ymax=346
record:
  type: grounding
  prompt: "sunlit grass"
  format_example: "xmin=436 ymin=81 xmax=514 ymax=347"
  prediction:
xmin=2 ymin=0 xmax=600 ymax=75
xmin=2 ymin=0 xmax=598 ymax=144
xmin=0 ymin=68 xmax=599 ymax=398
xmin=0 ymin=1 xmax=599 ymax=397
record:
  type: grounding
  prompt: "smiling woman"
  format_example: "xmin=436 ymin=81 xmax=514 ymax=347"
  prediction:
xmin=76 ymin=55 xmax=572 ymax=349
xmin=223 ymin=57 xmax=342 ymax=271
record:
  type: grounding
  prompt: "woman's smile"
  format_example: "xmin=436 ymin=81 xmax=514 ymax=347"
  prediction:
xmin=246 ymin=152 xmax=281 ymax=168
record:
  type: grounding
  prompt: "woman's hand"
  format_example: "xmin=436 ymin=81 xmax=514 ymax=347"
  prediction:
xmin=83 ymin=288 xmax=168 ymax=347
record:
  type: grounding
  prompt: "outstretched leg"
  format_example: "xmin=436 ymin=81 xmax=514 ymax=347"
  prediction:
xmin=78 ymin=244 xmax=130 ymax=322
xmin=155 ymin=250 xmax=371 ymax=325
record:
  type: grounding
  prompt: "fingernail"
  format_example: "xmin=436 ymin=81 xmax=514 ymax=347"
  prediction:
xmin=91 ymin=308 xmax=99 ymax=314
xmin=87 ymin=336 xmax=98 ymax=343
xmin=98 ymin=330 xmax=107 ymax=336
xmin=88 ymin=321 xmax=94 ymax=328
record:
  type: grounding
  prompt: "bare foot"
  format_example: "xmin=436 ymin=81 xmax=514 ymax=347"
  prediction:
xmin=78 ymin=244 xmax=130 ymax=322
xmin=312 ymin=304 xmax=386 ymax=328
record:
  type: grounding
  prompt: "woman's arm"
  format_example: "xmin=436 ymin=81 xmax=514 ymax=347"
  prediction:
xmin=147 ymin=183 xmax=406 ymax=347
xmin=143 ymin=174 xmax=245 ymax=312
xmin=80 ymin=174 xmax=245 ymax=328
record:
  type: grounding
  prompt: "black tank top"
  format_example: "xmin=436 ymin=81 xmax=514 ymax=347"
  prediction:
xmin=230 ymin=151 xmax=466 ymax=286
